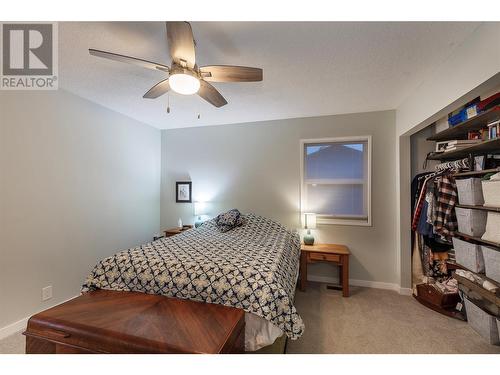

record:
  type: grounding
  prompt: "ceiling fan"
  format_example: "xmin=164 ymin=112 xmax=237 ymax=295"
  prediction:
xmin=89 ymin=22 xmax=263 ymax=108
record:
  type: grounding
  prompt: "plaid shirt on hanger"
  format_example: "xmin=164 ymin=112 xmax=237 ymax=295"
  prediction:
xmin=433 ymin=174 xmax=458 ymax=241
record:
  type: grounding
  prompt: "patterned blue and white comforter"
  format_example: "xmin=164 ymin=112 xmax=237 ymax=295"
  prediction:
xmin=82 ymin=214 xmax=305 ymax=340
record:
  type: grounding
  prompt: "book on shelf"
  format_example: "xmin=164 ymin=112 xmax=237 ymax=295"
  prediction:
xmin=468 ymin=130 xmax=483 ymax=140
xmin=436 ymin=139 xmax=482 ymax=152
xmin=447 ymin=139 xmax=482 ymax=145
xmin=445 ymin=146 xmax=475 ymax=152
xmin=487 ymin=120 xmax=500 ymax=140
xmin=445 ymin=142 xmax=484 ymax=152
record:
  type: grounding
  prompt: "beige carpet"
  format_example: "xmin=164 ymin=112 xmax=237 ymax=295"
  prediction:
xmin=1 ymin=283 xmax=499 ymax=354
xmin=286 ymin=282 xmax=500 ymax=354
xmin=0 ymin=330 xmax=25 ymax=354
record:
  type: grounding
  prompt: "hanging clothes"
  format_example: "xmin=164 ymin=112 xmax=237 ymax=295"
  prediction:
xmin=412 ymin=235 xmax=425 ymax=289
xmin=411 ymin=159 xmax=469 ymax=301
xmin=411 ymin=180 xmax=428 ymax=231
xmin=433 ymin=174 xmax=458 ymax=241
xmin=411 ymin=172 xmax=431 ymax=217
xmin=410 ymin=169 xmax=459 ymax=281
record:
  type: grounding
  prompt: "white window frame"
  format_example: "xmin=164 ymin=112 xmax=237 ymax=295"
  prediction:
xmin=300 ymin=136 xmax=372 ymax=227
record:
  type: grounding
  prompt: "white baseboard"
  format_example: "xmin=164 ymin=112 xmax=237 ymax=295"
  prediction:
xmin=0 ymin=317 xmax=30 ymax=341
xmin=0 ymin=294 xmax=80 ymax=340
xmin=398 ymin=287 xmax=413 ymax=296
xmin=307 ymin=275 xmax=411 ymax=295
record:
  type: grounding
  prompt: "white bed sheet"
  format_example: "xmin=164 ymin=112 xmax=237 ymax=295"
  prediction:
xmin=245 ymin=313 xmax=283 ymax=351
xmin=244 ymin=269 xmax=298 ymax=352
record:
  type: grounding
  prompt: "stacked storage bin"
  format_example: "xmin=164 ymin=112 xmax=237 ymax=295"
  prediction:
xmin=482 ymin=178 xmax=500 ymax=208
xmin=481 ymin=246 xmax=500 ymax=283
xmin=455 ymin=178 xmax=486 ymax=237
xmin=464 ymin=298 xmax=500 ymax=345
xmin=480 ymin=174 xmax=500 ymax=284
xmin=481 ymin=177 xmax=500 ymax=267
xmin=455 ymin=207 xmax=487 ymax=237
xmin=452 ymin=237 xmax=484 ymax=273
xmin=456 ymin=178 xmax=484 ymax=206
xmin=455 ymin=177 xmax=500 ymax=345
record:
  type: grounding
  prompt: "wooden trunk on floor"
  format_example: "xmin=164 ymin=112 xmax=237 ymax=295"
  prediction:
xmin=416 ymin=283 xmax=460 ymax=309
xmin=23 ymin=290 xmax=245 ymax=354
xmin=414 ymin=283 xmax=465 ymax=320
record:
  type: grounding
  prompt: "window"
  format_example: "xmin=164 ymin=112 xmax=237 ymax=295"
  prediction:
xmin=300 ymin=136 xmax=371 ymax=226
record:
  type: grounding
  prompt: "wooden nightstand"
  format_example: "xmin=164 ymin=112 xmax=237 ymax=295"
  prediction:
xmin=300 ymin=243 xmax=350 ymax=297
xmin=164 ymin=225 xmax=193 ymax=237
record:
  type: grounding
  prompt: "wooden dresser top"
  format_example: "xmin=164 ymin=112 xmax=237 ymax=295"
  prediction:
xmin=25 ymin=290 xmax=244 ymax=354
xmin=301 ymin=243 xmax=350 ymax=255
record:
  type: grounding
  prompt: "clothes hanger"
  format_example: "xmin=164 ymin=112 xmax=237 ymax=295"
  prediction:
xmin=435 ymin=158 xmax=469 ymax=172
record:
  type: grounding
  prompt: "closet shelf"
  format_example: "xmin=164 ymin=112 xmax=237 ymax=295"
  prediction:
xmin=452 ymin=167 xmax=500 ymax=177
xmin=426 ymin=138 xmax=500 ymax=160
xmin=446 ymin=261 xmax=465 ymax=271
xmin=427 ymin=106 xmax=500 ymax=141
xmin=455 ymin=204 xmax=500 ymax=212
xmin=453 ymin=273 xmax=500 ymax=308
xmin=453 ymin=232 xmax=500 ymax=250
xmin=448 ymin=261 xmax=500 ymax=290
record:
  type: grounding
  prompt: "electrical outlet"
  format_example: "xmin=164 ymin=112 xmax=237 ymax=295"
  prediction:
xmin=42 ymin=286 xmax=52 ymax=301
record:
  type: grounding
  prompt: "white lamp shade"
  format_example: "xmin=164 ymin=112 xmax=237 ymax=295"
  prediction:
xmin=304 ymin=213 xmax=317 ymax=229
xmin=169 ymin=73 xmax=200 ymax=95
xmin=194 ymin=201 xmax=207 ymax=216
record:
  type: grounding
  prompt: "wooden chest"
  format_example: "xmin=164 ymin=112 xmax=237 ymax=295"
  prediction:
xmin=24 ymin=290 xmax=245 ymax=354
xmin=416 ymin=283 xmax=460 ymax=309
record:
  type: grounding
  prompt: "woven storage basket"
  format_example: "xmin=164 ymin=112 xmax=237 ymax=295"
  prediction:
xmin=464 ymin=297 xmax=500 ymax=345
xmin=481 ymin=212 xmax=500 ymax=244
xmin=456 ymin=178 xmax=484 ymax=205
xmin=452 ymin=237 xmax=485 ymax=273
xmin=455 ymin=207 xmax=487 ymax=237
xmin=481 ymin=246 xmax=500 ymax=283
xmin=482 ymin=180 xmax=500 ymax=208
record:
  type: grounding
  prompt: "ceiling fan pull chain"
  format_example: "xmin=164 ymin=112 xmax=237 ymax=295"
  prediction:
xmin=167 ymin=93 xmax=171 ymax=114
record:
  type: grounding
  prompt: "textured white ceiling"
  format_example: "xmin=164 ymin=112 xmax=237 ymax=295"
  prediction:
xmin=59 ymin=22 xmax=481 ymax=129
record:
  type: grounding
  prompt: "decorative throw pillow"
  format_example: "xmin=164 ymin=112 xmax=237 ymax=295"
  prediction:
xmin=215 ymin=209 xmax=244 ymax=232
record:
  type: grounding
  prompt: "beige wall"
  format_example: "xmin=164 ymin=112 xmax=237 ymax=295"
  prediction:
xmin=161 ymin=110 xmax=398 ymax=286
xmin=396 ymin=22 xmax=500 ymax=137
xmin=410 ymin=125 xmax=438 ymax=179
xmin=0 ymin=89 xmax=161 ymax=332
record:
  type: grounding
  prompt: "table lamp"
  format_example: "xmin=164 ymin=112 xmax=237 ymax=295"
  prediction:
xmin=303 ymin=213 xmax=317 ymax=245
xmin=194 ymin=201 xmax=207 ymax=228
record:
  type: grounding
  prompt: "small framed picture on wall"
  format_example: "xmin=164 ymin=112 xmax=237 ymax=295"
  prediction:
xmin=176 ymin=181 xmax=192 ymax=203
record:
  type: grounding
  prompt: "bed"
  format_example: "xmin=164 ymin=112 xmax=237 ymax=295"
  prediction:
xmin=82 ymin=213 xmax=305 ymax=351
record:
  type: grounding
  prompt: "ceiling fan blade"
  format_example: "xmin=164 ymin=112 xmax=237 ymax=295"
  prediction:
xmin=200 ymin=65 xmax=263 ymax=82
xmin=89 ymin=49 xmax=170 ymax=73
xmin=198 ymin=80 xmax=227 ymax=108
xmin=143 ymin=79 xmax=171 ymax=99
xmin=166 ymin=22 xmax=196 ymax=69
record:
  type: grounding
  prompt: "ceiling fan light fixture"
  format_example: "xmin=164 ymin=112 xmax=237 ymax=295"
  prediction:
xmin=90 ymin=22 xmax=262 ymax=107
xmin=169 ymin=73 xmax=200 ymax=95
